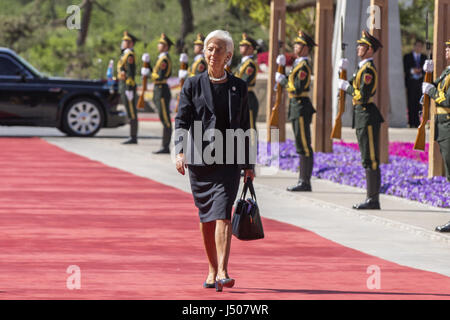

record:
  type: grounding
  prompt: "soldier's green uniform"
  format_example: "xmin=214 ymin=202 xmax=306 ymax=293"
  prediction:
xmin=235 ymin=34 xmax=259 ymax=136
xmin=279 ymin=31 xmax=317 ymax=192
xmin=427 ymin=39 xmax=450 ymax=232
xmin=189 ymin=34 xmax=207 ymax=77
xmin=345 ymin=30 xmax=384 ymax=209
xmin=118 ymin=31 xmax=138 ymax=144
xmin=152 ymin=33 xmax=173 ymax=153
xmin=427 ymin=62 xmax=450 ymax=181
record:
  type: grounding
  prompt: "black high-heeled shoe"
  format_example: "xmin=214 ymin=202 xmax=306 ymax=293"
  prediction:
xmin=203 ymin=282 xmax=216 ymax=289
xmin=215 ymin=278 xmax=235 ymax=292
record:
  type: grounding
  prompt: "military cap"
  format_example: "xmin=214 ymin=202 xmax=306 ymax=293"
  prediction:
xmin=446 ymin=39 xmax=450 ymax=46
xmin=357 ymin=30 xmax=382 ymax=52
xmin=294 ymin=30 xmax=317 ymax=49
xmin=122 ymin=31 xmax=138 ymax=43
xmin=194 ymin=33 xmax=205 ymax=46
xmin=239 ymin=33 xmax=258 ymax=49
xmin=159 ymin=33 xmax=174 ymax=48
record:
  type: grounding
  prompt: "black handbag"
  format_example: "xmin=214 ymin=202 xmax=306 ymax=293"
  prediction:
xmin=231 ymin=179 xmax=264 ymax=240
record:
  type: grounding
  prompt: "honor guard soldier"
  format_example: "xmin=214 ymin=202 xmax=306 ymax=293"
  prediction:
xmin=235 ymin=33 xmax=259 ymax=134
xmin=118 ymin=31 xmax=139 ymax=144
xmin=275 ymin=31 xmax=317 ymax=192
xmin=422 ymin=39 xmax=450 ymax=232
xmin=179 ymin=33 xmax=207 ymax=79
xmin=152 ymin=33 xmax=173 ymax=154
xmin=338 ymin=30 xmax=384 ymax=209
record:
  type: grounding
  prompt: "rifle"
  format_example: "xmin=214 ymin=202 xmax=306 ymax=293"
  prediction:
xmin=414 ymin=11 xmax=432 ymax=151
xmin=268 ymin=62 xmax=284 ymax=128
xmin=174 ymin=58 xmax=188 ymax=113
xmin=269 ymin=20 xmax=284 ymax=128
xmin=330 ymin=17 xmax=348 ymax=140
xmin=137 ymin=54 xmax=151 ymax=110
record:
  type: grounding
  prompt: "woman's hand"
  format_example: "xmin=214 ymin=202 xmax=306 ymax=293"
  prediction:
xmin=176 ymin=153 xmax=187 ymax=175
xmin=244 ymin=169 xmax=255 ymax=183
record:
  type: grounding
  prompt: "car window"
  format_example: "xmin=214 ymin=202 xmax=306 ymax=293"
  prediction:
xmin=0 ymin=57 xmax=22 ymax=76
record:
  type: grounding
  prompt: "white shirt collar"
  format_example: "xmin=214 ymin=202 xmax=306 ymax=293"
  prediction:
xmin=158 ymin=52 xmax=168 ymax=59
xmin=294 ymin=56 xmax=309 ymax=66
xmin=241 ymin=55 xmax=253 ymax=63
xmin=194 ymin=54 xmax=204 ymax=61
xmin=359 ymin=57 xmax=373 ymax=68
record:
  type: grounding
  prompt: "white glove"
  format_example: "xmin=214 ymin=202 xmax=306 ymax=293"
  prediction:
xmin=338 ymin=79 xmax=350 ymax=91
xmin=179 ymin=53 xmax=189 ymax=63
xmin=125 ymin=90 xmax=134 ymax=101
xmin=178 ymin=69 xmax=188 ymax=79
xmin=338 ymin=58 xmax=349 ymax=71
xmin=276 ymin=54 xmax=286 ymax=66
xmin=423 ymin=59 xmax=433 ymax=73
xmin=422 ymin=82 xmax=434 ymax=95
xmin=142 ymin=53 xmax=150 ymax=63
xmin=141 ymin=67 xmax=150 ymax=76
xmin=275 ymin=72 xmax=286 ymax=83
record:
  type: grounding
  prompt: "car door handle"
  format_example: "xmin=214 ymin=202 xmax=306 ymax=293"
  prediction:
xmin=48 ymin=87 xmax=62 ymax=93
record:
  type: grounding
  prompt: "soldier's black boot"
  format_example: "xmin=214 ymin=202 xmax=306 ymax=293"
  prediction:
xmin=122 ymin=119 xmax=138 ymax=144
xmin=122 ymin=137 xmax=137 ymax=144
xmin=153 ymin=127 xmax=171 ymax=154
xmin=353 ymin=168 xmax=381 ymax=210
xmin=287 ymin=154 xmax=313 ymax=192
xmin=435 ymin=221 xmax=450 ymax=232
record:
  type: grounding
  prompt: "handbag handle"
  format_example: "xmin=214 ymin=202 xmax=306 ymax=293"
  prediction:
xmin=239 ymin=179 xmax=256 ymax=201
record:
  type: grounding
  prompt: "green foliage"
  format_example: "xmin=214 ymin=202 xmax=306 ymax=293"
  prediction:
xmin=399 ymin=0 xmax=434 ymax=54
xmin=0 ymin=0 xmax=269 ymax=79
xmin=223 ymin=0 xmax=316 ymax=48
xmin=0 ymin=0 xmax=439 ymax=79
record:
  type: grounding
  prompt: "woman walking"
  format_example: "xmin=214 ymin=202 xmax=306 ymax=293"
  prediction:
xmin=175 ymin=30 xmax=255 ymax=292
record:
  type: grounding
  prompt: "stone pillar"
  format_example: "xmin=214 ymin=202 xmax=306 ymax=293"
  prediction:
xmin=266 ymin=0 xmax=286 ymax=142
xmin=312 ymin=0 xmax=334 ymax=153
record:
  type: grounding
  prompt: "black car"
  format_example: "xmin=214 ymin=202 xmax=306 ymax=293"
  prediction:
xmin=0 ymin=47 xmax=127 ymax=136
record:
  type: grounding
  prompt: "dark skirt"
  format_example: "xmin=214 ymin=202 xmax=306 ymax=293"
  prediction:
xmin=188 ymin=164 xmax=241 ymax=223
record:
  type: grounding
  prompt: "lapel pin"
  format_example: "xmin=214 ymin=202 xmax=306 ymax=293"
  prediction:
xmin=232 ymin=86 xmax=236 ymax=91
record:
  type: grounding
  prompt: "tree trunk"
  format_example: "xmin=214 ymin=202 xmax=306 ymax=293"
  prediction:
xmin=77 ymin=0 xmax=93 ymax=47
xmin=177 ymin=0 xmax=194 ymax=53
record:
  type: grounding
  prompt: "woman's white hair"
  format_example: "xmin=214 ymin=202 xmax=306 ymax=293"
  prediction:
xmin=204 ymin=30 xmax=234 ymax=58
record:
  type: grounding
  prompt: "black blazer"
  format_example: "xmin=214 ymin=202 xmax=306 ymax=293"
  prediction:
xmin=403 ymin=52 xmax=427 ymax=84
xmin=175 ymin=71 xmax=254 ymax=169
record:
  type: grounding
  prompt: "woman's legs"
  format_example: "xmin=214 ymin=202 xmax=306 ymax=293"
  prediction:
xmin=215 ymin=219 xmax=232 ymax=279
xmin=200 ymin=221 xmax=218 ymax=283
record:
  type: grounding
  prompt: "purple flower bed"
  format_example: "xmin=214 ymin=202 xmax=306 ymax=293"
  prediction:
xmin=258 ymin=140 xmax=449 ymax=208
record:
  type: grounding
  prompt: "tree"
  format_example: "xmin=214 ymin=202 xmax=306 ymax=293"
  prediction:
xmin=177 ymin=0 xmax=194 ymax=53
xmin=223 ymin=0 xmax=316 ymax=47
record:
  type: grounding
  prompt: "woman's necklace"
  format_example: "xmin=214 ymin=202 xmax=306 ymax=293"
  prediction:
xmin=209 ymin=72 xmax=227 ymax=82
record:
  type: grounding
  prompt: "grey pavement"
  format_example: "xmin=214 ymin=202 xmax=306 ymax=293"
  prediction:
xmin=1 ymin=116 xmax=450 ymax=278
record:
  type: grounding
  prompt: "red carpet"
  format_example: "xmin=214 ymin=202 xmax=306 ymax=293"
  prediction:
xmin=0 ymin=137 xmax=449 ymax=300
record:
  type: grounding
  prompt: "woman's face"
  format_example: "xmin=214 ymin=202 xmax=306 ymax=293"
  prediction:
xmin=205 ymin=38 xmax=231 ymax=71
xmin=446 ymin=46 xmax=450 ymax=62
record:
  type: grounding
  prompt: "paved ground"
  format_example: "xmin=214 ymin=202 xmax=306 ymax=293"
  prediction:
xmin=1 ymin=115 xmax=449 ymax=299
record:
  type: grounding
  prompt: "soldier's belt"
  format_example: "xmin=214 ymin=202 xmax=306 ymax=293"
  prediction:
xmin=436 ymin=107 xmax=450 ymax=114
xmin=353 ymin=97 xmax=374 ymax=105
xmin=154 ymin=80 xmax=167 ymax=85
xmin=289 ymin=92 xmax=309 ymax=99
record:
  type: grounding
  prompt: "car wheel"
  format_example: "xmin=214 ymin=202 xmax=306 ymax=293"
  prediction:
xmin=62 ymin=98 xmax=104 ymax=137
